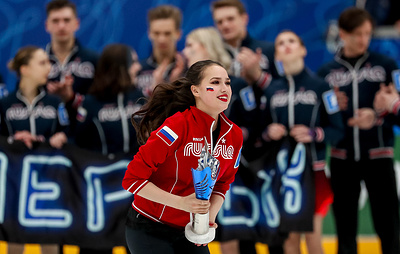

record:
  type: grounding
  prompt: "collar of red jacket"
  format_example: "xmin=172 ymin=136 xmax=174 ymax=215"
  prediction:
xmin=189 ymin=106 xmax=233 ymax=134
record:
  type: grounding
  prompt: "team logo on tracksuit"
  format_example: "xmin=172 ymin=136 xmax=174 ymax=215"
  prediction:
xmin=184 ymin=139 xmax=234 ymax=159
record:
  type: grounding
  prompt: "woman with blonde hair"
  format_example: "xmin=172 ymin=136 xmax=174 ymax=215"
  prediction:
xmin=183 ymin=27 xmax=266 ymax=254
xmin=183 ymin=27 xmax=231 ymax=72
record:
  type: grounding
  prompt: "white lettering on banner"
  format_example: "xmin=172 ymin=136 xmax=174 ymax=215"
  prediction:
xmin=258 ymin=170 xmax=280 ymax=228
xmin=217 ymin=143 xmax=305 ymax=228
xmin=0 ymin=152 xmax=8 ymax=223
xmin=18 ymin=155 xmax=73 ymax=227
xmin=84 ymin=160 xmax=131 ymax=232
xmin=282 ymin=144 xmax=305 ymax=214
xmin=218 ymin=185 xmax=260 ymax=227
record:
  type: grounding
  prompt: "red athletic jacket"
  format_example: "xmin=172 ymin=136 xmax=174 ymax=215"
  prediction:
xmin=122 ymin=106 xmax=243 ymax=228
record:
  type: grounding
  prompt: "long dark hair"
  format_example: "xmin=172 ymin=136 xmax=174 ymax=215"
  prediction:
xmin=132 ymin=60 xmax=223 ymax=145
xmin=89 ymin=43 xmax=133 ymax=100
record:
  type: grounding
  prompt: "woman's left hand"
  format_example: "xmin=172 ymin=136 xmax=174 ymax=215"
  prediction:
xmin=179 ymin=193 xmax=210 ymax=214
xmin=374 ymin=83 xmax=399 ymax=113
xmin=209 ymin=222 xmax=218 ymax=229
xmin=290 ymin=125 xmax=313 ymax=143
xmin=49 ymin=132 xmax=67 ymax=149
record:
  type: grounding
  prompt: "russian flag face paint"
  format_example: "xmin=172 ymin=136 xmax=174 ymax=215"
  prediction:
xmin=206 ymin=87 xmax=214 ymax=91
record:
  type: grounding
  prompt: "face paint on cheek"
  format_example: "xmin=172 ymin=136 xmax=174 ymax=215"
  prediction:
xmin=206 ymin=87 xmax=214 ymax=92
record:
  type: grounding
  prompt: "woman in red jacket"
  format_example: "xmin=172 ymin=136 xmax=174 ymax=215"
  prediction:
xmin=122 ymin=60 xmax=243 ymax=254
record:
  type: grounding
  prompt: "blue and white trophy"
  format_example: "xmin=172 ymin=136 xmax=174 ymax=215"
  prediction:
xmin=185 ymin=139 xmax=220 ymax=244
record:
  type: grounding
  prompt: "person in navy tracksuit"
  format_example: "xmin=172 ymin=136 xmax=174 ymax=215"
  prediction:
xmin=317 ymin=7 xmax=400 ymax=254
xmin=44 ymin=0 xmax=99 ymax=137
xmin=211 ymin=0 xmax=278 ymax=87
xmin=74 ymin=44 xmax=144 ymax=158
xmin=0 ymin=46 xmax=69 ymax=150
xmin=0 ymin=74 xmax=8 ymax=99
xmin=136 ymin=5 xmax=186 ymax=97
xmin=211 ymin=2 xmax=280 ymax=252
xmin=46 ymin=40 xmax=98 ymax=97
xmin=45 ymin=0 xmax=98 ymax=99
xmin=261 ymin=30 xmax=344 ymax=254
xmin=73 ymin=44 xmax=144 ymax=254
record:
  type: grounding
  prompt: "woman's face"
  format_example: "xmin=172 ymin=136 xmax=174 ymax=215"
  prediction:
xmin=192 ymin=64 xmax=232 ymax=119
xmin=129 ymin=51 xmax=142 ymax=83
xmin=183 ymin=37 xmax=209 ymax=67
xmin=21 ymin=49 xmax=51 ymax=85
xmin=274 ymin=32 xmax=306 ymax=63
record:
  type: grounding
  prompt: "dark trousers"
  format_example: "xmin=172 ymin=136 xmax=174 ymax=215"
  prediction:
xmin=330 ymin=157 xmax=400 ymax=254
xmin=125 ymin=212 xmax=209 ymax=254
xmin=79 ymin=247 xmax=113 ymax=254
xmin=238 ymin=240 xmax=283 ymax=254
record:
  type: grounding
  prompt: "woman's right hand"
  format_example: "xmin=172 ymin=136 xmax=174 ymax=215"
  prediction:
xmin=49 ymin=132 xmax=68 ymax=149
xmin=347 ymin=108 xmax=376 ymax=130
xmin=14 ymin=131 xmax=41 ymax=149
xmin=266 ymin=123 xmax=287 ymax=141
xmin=179 ymin=193 xmax=210 ymax=214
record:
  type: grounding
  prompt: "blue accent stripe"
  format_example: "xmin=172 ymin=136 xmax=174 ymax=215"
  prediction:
xmin=160 ymin=129 xmax=175 ymax=142
xmin=234 ymin=147 xmax=242 ymax=168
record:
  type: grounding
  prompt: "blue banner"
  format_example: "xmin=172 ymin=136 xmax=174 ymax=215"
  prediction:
xmin=0 ymin=137 xmax=133 ymax=248
xmin=216 ymin=138 xmax=314 ymax=244
xmin=0 ymin=137 xmax=314 ymax=246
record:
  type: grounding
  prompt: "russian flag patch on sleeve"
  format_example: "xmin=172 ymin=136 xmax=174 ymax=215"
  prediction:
xmin=157 ymin=126 xmax=178 ymax=146
xmin=76 ymin=106 xmax=87 ymax=122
